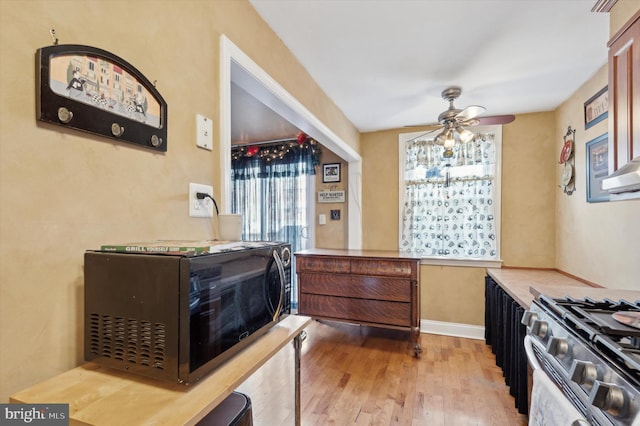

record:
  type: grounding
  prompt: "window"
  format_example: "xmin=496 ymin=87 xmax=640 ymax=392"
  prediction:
xmin=398 ymin=126 xmax=502 ymax=266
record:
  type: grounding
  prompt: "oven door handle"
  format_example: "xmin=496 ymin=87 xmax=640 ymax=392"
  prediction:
xmin=272 ymin=249 xmax=286 ymax=321
xmin=524 ymin=335 xmax=543 ymax=371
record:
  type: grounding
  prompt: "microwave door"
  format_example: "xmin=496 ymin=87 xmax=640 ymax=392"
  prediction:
xmin=218 ymin=252 xmax=274 ymax=338
xmin=269 ymin=249 xmax=286 ymax=320
xmin=188 ymin=268 xmax=223 ymax=372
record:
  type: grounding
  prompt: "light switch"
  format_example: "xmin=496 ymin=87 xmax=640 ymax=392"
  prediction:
xmin=318 ymin=214 xmax=326 ymax=225
xmin=196 ymin=114 xmax=213 ymax=150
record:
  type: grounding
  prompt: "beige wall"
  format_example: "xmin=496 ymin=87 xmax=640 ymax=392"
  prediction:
xmin=501 ymin=112 xmax=557 ymax=267
xmin=555 ymin=64 xmax=640 ymax=289
xmin=361 ymin=112 xmax=557 ymax=326
xmin=315 ymin=150 xmax=349 ymax=249
xmin=0 ymin=0 xmax=358 ymax=402
xmin=554 ymin=0 xmax=640 ymax=290
xmin=610 ymin=0 xmax=640 ymax=37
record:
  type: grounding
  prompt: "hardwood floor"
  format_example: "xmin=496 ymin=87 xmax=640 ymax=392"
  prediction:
xmin=236 ymin=319 xmax=528 ymax=426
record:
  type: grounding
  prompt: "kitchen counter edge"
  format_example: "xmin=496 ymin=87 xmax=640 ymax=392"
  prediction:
xmin=486 ymin=268 xmax=640 ymax=309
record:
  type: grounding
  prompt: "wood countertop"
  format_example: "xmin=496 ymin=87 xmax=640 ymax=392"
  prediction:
xmin=487 ymin=268 xmax=640 ymax=309
xmin=10 ymin=315 xmax=312 ymax=426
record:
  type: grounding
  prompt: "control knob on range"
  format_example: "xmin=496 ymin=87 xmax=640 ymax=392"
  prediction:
xmin=569 ymin=360 xmax=598 ymax=386
xmin=589 ymin=381 xmax=628 ymax=418
xmin=521 ymin=311 xmax=538 ymax=327
xmin=530 ymin=319 xmax=548 ymax=338
xmin=546 ymin=336 xmax=569 ymax=358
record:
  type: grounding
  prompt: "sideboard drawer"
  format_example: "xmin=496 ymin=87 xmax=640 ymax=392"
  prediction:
xmin=299 ymin=294 xmax=411 ymax=327
xmin=296 ymin=256 xmax=350 ymax=273
xmin=350 ymin=259 xmax=414 ymax=278
xmin=298 ymin=273 xmax=350 ymax=295
xmin=299 ymin=273 xmax=411 ymax=302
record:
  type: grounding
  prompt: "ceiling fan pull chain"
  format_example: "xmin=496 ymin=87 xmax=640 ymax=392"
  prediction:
xmin=445 ymin=164 xmax=451 ymax=187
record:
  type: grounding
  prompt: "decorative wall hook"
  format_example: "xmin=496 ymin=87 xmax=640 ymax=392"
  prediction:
xmin=49 ymin=29 xmax=58 ymax=45
xmin=36 ymin=44 xmax=167 ymax=151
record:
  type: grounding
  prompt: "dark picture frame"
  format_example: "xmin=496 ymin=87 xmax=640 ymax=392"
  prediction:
xmin=586 ymin=133 xmax=609 ymax=203
xmin=37 ymin=44 xmax=168 ymax=151
xmin=322 ymin=163 xmax=341 ymax=183
xmin=584 ymin=86 xmax=608 ymax=130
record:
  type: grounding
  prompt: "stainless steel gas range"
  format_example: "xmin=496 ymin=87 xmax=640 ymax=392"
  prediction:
xmin=523 ymin=295 xmax=640 ymax=425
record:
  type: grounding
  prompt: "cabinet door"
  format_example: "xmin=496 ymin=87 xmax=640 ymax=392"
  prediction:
xmin=609 ymin=10 xmax=640 ymax=170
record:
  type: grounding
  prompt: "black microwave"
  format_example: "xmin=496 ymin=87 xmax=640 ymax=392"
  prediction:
xmin=84 ymin=242 xmax=291 ymax=384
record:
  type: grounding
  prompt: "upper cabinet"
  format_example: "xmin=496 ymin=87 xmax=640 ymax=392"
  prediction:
xmin=608 ymin=9 xmax=640 ymax=171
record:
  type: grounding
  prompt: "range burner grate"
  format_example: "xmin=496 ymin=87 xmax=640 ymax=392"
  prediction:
xmin=573 ymin=307 xmax=640 ymax=337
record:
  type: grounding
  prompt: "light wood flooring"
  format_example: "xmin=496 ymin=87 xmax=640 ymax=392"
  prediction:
xmin=236 ymin=319 xmax=528 ymax=426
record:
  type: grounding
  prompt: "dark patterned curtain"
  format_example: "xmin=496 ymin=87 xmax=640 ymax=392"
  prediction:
xmin=231 ymin=142 xmax=318 ymax=308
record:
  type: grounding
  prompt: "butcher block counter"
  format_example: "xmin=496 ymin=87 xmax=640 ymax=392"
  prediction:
xmin=486 ymin=268 xmax=640 ymax=308
xmin=10 ymin=315 xmax=312 ymax=426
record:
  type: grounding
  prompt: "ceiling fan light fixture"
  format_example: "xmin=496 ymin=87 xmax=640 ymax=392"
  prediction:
xmin=435 ymin=127 xmax=456 ymax=149
xmin=456 ymin=126 xmax=474 ymax=143
xmin=444 ymin=133 xmax=456 ymax=150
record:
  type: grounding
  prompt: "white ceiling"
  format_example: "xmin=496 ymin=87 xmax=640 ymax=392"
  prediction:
xmin=245 ymin=0 xmax=609 ymax=135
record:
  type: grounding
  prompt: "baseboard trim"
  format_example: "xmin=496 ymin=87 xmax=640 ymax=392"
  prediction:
xmin=420 ymin=319 xmax=485 ymax=340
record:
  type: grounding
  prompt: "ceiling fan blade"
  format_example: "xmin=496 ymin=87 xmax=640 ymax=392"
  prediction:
xmin=456 ymin=105 xmax=486 ymax=121
xmin=459 ymin=119 xmax=480 ymax=127
xmin=406 ymin=127 xmax=441 ymax=141
xmin=404 ymin=122 xmax=441 ymax=128
xmin=475 ymin=114 xmax=516 ymax=125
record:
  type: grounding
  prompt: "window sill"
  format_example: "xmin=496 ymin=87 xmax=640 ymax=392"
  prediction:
xmin=418 ymin=257 xmax=503 ymax=268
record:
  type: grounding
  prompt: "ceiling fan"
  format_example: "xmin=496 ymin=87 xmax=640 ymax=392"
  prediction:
xmin=410 ymin=86 xmax=515 ymax=158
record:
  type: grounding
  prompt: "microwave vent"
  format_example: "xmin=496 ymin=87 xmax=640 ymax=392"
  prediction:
xmin=89 ymin=313 xmax=166 ymax=370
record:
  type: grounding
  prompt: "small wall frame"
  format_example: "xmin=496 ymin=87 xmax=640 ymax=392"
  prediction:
xmin=586 ymin=133 xmax=609 ymax=203
xmin=584 ymin=86 xmax=608 ymax=130
xmin=322 ymin=163 xmax=341 ymax=183
xmin=36 ymin=44 xmax=167 ymax=151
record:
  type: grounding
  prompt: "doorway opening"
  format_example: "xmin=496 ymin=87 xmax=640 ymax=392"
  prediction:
xmin=219 ymin=35 xmax=363 ymax=250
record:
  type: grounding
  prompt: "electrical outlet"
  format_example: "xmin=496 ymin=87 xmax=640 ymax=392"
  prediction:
xmin=189 ymin=183 xmax=214 ymax=218
xmin=196 ymin=114 xmax=213 ymax=150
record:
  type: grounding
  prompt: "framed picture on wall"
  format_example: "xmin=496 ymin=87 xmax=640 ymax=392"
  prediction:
xmin=584 ymin=86 xmax=608 ymax=130
xmin=37 ymin=44 xmax=168 ymax=152
xmin=322 ymin=163 xmax=341 ymax=183
xmin=586 ymin=133 xmax=609 ymax=203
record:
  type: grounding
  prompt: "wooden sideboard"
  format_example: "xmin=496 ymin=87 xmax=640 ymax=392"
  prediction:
xmin=295 ymin=249 xmax=421 ymax=356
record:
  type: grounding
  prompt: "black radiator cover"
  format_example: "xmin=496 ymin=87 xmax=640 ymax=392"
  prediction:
xmin=484 ymin=275 xmax=529 ymax=415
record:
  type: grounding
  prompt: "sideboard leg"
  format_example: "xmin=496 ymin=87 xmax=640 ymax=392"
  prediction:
xmin=412 ymin=327 xmax=422 ymax=357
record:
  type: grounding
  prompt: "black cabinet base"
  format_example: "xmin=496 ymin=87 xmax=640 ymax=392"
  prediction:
xmin=485 ymin=275 xmax=529 ymax=415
